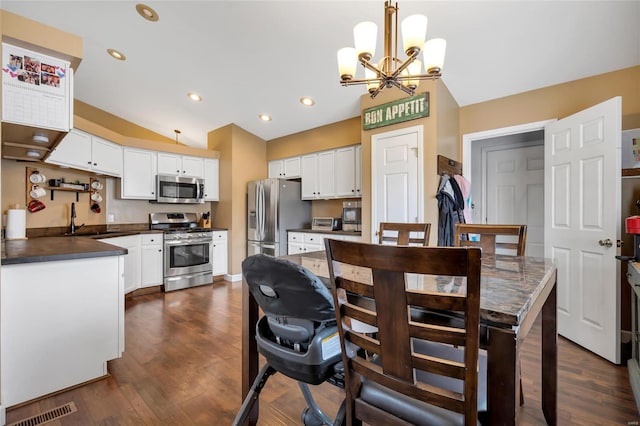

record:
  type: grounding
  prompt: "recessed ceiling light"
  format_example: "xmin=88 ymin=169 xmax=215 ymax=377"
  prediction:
xmin=26 ymin=150 xmax=41 ymax=158
xmin=300 ymin=97 xmax=315 ymax=106
xmin=188 ymin=92 xmax=202 ymax=102
xmin=258 ymin=114 xmax=272 ymax=122
xmin=32 ymin=134 xmax=49 ymax=144
xmin=136 ymin=4 xmax=159 ymax=22
xmin=107 ymin=49 xmax=126 ymax=61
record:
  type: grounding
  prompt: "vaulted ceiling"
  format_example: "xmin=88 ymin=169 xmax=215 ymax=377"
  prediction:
xmin=3 ymin=1 xmax=639 ymax=149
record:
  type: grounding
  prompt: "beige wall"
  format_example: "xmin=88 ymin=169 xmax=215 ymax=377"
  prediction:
xmin=0 ymin=160 xmax=212 ymax=229
xmin=460 ymin=65 xmax=640 ymax=135
xmin=360 ymin=80 xmax=458 ymax=244
xmin=209 ymin=124 xmax=267 ymax=275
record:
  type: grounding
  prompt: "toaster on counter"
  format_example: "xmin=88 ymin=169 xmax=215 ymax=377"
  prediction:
xmin=311 ymin=217 xmax=342 ymax=231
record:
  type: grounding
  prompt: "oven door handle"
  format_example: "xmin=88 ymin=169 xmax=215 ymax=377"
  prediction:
xmin=164 ymin=239 xmax=212 ymax=245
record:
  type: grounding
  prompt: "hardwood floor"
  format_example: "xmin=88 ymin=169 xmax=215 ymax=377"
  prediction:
xmin=5 ymin=280 xmax=640 ymax=425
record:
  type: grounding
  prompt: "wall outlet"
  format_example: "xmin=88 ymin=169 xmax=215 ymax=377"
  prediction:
xmin=107 ymin=213 xmax=115 ymax=223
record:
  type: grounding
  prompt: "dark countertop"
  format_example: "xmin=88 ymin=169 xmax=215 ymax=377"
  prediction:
xmin=2 ymin=237 xmax=128 ymax=265
xmin=288 ymin=228 xmax=361 ymax=237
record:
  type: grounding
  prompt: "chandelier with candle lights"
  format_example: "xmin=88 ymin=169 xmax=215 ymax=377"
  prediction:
xmin=337 ymin=2 xmax=446 ymax=98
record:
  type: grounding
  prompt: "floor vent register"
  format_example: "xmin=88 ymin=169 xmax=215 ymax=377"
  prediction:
xmin=8 ymin=402 xmax=77 ymax=426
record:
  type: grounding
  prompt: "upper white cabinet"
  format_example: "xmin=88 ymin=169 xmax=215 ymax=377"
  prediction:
xmin=157 ymin=153 xmax=204 ymax=177
xmin=203 ymin=158 xmax=219 ymax=201
xmin=335 ymin=146 xmax=362 ymax=197
xmin=121 ymin=148 xmax=157 ymax=200
xmin=46 ymin=129 xmax=123 ymax=177
xmin=269 ymin=157 xmax=301 ymax=179
xmin=301 ymin=151 xmax=335 ymax=199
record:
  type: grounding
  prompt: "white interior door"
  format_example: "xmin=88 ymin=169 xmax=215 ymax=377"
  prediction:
xmin=371 ymin=125 xmax=423 ymax=242
xmin=545 ymin=96 xmax=621 ymax=363
xmin=485 ymin=144 xmax=544 ymax=257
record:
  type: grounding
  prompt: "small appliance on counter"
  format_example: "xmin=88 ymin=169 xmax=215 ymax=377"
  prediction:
xmin=311 ymin=217 xmax=342 ymax=231
xmin=342 ymin=200 xmax=362 ymax=232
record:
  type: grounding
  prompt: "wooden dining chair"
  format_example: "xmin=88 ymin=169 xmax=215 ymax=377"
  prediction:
xmin=455 ymin=222 xmax=527 ymax=406
xmin=454 ymin=224 xmax=527 ymax=256
xmin=378 ymin=222 xmax=431 ymax=246
xmin=324 ymin=239 xmax=486 ymax=426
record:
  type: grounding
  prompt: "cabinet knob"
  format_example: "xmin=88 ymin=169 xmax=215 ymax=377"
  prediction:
xmin=94 ymin=163 xmax=97 ymax=166
xmin=158 ymin=249 xmax=162 ymax=252
xmin=176 ymin=170 xmax=180 ymax=173
xmin=87 ymin=161 xmax=92 ymax=165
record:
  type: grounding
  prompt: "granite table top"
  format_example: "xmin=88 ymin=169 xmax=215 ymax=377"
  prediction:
xmin=281 ymin=250 xmax=557 ymax=328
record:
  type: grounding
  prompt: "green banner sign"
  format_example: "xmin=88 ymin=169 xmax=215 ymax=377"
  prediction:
xmin=362 ymin=92 xmax=430 ymax=130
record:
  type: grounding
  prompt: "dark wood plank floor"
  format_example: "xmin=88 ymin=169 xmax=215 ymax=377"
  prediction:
xmin=6 ymin=281 xmax=640 ymax=425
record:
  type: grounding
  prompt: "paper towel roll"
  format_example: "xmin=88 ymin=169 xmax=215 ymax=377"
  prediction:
xmin=6 ymin=209 xmax=26 ymax=240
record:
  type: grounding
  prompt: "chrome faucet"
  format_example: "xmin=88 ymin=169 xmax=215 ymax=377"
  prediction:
xmin=70 ymin=202 xmax=85 ymax=235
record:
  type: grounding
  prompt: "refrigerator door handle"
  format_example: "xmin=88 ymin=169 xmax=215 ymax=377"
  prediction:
xmin=258 ymin=180 xmax=266 ymax=241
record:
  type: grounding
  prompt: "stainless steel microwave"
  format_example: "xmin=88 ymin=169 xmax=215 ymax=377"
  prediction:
xmin=155 ymin=175 xmax=205 ymax=204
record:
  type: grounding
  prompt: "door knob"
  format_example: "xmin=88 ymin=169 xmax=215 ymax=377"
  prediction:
xmin=599 ymin=238 xmax=613 ymax=248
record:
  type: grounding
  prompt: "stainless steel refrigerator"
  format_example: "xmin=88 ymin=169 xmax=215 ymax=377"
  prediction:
xmin=247 ymin=179 xmax=311 ymax=256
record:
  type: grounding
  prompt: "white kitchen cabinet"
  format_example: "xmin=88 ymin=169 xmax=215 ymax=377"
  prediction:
xmin=121 ymin=148 xmax=157 ymax=200
xmin=287 ymin=231 xmax=359 ymax=254
xmin=46 ymin=128 xmax=123 ymax=177
xmin=141 ymin=234 xmax=163 ymax=288
xmin=335 ymin=146 xmax=356 ymax=197
xmin=99 ymin=235 xmax=141 ymax=294
xmin=269 ymin=157 xmax=301 ymax=179
xmin=211 ymin=230 xmax=228 ymax=276
xmin=157 ymin=152 xmax=204 ymax=177
xmin=203 ymin=158 xmax=219 ymax=201
xmin=301 ymin=151 xmax=335 ymax=199
xmin=355 ymin=144 xmax=362 ymax=197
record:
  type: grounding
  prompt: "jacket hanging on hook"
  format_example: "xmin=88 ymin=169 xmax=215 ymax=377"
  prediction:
xmin=436 ymin=174 xmax=465 ymax=246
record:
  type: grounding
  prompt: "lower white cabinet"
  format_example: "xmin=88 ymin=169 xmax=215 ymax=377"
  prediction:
xmin=287 ymin=231 xmax=361 ymax=254
xmin=100 ymin=235 xmax=141 ymax=294
xmin=141 ymin=234 xmax=163 ymax=287
xmin=1 ymin=256 xmax=125 ymax=407
xmin=99 ymin=233 xmax=164 ymax=293
xmin=211 ymin=230 xmax=228 ymax=276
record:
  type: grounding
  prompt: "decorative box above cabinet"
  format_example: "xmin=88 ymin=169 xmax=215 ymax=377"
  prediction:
xmin=45 ymin=128 xmax=123 ymax=177
xmin=2 ymin=43 xmax=73 ymax=132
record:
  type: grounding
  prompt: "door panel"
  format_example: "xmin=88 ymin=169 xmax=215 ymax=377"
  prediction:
xmin=371 ymin=126 xmax=422 ymax=242
xmin=486 ymin=144 xmax=544 ymax=257
xmin=545 ymin=96 xmax=621 ymax=363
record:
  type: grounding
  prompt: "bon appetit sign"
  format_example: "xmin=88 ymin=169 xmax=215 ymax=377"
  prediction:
xmin=362 ymin=92 xmax=429 ymax=130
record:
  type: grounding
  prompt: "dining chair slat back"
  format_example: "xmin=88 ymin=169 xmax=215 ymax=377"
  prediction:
xmin=454 ymin=224 xmax=527 ymax=256
xmin=324 ymin=239 xmax=485 ymax=426
xmin=378 ymin=222 xmax=431 ymax=246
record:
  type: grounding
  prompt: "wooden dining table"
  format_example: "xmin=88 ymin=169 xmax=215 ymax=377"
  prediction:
xmin=241 ymin=250 xmax=558 ymax=425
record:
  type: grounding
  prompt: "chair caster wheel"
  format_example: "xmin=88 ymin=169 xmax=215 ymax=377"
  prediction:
xmin=301 ymin=407 xmax=325 ymax=426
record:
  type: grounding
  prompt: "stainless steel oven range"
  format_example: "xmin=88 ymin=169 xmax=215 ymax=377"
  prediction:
xmin=150 ymin=212 xmax=213 ymax=292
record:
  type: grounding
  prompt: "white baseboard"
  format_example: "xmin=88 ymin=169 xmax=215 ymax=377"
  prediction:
xmin=0 ymin=404 xmax=6 ymax=426
xmin=225 ymin=273 xmax=242 ymax=282
xmin=622 ymin=329 xmax=632 ymax=344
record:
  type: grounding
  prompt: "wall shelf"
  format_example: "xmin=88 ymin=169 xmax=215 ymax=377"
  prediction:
xmin=623 ymin=168 xmax=640 ymax=177
xmin=46 ymin=186 xmax=89 ymax=202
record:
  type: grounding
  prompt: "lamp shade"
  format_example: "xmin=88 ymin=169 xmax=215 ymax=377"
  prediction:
xmin=424 ymin=38 xmax=446 ymax=74
xmin=401 ymin=14 xmax=427 ymax=54
xmin=354 ymin=21 xmax=377 ymax=59
xmin=365 ymin=68 xmax=380 ymax=93
xmin=337 ymin=47 xmax=358 ymax=80
xmin=404 ymin=59 xmax=422 ymax=88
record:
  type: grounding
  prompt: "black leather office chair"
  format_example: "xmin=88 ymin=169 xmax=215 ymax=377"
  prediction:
xmin=233 ymin=254 xmax=345 ymax=426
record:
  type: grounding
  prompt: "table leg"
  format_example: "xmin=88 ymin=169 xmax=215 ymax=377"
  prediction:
xmin=487 ymin=326 xmax=519 ymax=425
xmin=242 ymin=282 xmax=260 ymax=425
xmin=542 ymin=283 xmax=558 ymax=425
